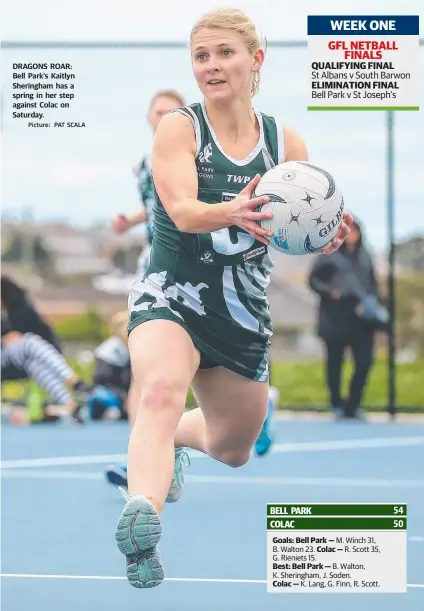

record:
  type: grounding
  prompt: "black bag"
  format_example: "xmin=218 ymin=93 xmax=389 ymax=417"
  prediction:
xmin=355 ymin=294 xmax=390 ymax=332
xmin=332 ymin=251 xmax=390 ymax=333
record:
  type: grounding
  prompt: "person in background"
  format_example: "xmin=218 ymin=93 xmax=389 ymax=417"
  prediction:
xmin=1 ymin=275 xmax=62 ymax=350
xmin=86 ymin=311 xmax=131 ymax=420
xmin=1 ymin=318 xmax=87 ymax=422
xmin=112 ymin=89 xmax=186 ymax=278
xmin=308 ymin=220 xmax=378 ymax=419
xmin=1 ymin=275 xmax=91 ymax=421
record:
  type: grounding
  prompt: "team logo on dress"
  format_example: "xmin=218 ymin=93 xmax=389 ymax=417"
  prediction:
xmin=198 ymin=143 xmax=213 ymax=164
xmin=200 ymin=250 xmax=214 ymax=263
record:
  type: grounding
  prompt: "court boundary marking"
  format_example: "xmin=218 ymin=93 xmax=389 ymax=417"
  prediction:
xmin=1 ymin=573 xmax=423 ymax=588
xmin=2 ymin=435 xmax=424 ymax=469
xmin=2 ymin=469 xmax=424 ymax=489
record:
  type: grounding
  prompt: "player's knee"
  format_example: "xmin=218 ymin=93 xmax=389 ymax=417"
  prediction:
xmin=140 ymin=375 xmax=183 ymax=414
xmin=210 ymin=447 xmax=251 ymax=468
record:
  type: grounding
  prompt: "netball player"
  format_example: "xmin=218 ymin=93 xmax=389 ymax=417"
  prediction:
xmin=112 ymin=89 xmax=186 ymax=277
xmin=106 ymin=84 xmax=278 ymax=487
xmin=115 ymin=8 xmax=353 ymax=588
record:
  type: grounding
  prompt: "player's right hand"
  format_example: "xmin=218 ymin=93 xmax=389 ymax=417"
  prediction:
xmin=112 ymin=214 xmax=131 ymax=234
xmin=227 ymin=174 xmax=274 ymax=245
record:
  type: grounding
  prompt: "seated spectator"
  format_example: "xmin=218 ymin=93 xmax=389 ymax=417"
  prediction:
xmin=1 ymin=275 xmax=61 ymax=350
xmin=87 ymin=311 xmax=131 ymax=420
xmin=1 ymin=276 xmax=90 ymax=422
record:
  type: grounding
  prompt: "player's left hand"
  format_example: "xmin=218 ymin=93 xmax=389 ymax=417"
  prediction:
xmin=320 ymin=212 xmax=354 ymax=255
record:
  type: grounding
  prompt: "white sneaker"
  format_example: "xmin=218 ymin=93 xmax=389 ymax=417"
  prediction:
xmin=166 ymin=447 xmax=190 ymax=503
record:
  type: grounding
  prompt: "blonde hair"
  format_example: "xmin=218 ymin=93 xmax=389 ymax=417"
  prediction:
xmin=149 ymin=89 xmax=185 ymax=109
xmin=190 ymin=8 xmax=265 ymax=97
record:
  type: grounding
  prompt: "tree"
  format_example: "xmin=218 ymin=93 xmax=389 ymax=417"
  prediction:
xmin=396 ymin=235 xmax=424 ymax=271
xmin=54 ymin=308 xmax=108 ymax=342
xmin=1 ymin=231 xmax=52 ymax=270
xmin=395 ymin=273 xmax=424 ymax=354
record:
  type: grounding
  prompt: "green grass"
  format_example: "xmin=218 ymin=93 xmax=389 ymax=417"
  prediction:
xmin=270 ymin=358 xmax=424 ymax=409
xmin=2 ymin=358 xmax=423 ymax=412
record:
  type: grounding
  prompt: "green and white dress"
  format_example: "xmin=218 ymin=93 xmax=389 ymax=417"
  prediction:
xmin=135 ymin=155 xmax=155 ymax=276
xmin=128 ymin=100 xmax=284 ymax=381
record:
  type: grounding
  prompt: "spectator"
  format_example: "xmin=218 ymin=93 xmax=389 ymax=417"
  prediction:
xmin=1 ymin=275 xmax=90 ymax=421
xmin=308 ymin=220 xmax=380 ymax=419
xmin=87 ymin=311 xmax=131 ymax=420
xmin=1 ymin=275 xmax=61 ymax=350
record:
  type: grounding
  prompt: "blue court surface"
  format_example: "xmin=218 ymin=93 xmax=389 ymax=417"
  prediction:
xmin=1 ymin=417 xmax=424 ymax=610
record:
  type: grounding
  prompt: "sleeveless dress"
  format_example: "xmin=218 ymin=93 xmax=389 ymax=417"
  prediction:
xmin=134 ymin=155 xmax=155 ymax=276
xmin=128 ymin=100 xmax=285 ymax=381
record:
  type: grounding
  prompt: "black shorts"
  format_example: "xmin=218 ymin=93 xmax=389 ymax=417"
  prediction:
xmin=198 ymin=350 xmax=219 ymax=370
xmin=93 ymin=358 xmax=131 ymax=393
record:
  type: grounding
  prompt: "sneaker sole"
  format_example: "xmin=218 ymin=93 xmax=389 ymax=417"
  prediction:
xmin=116 ymin=497 xmax=162 ymax=556
xmin=126 ymin=549 xmax=164 ymax=589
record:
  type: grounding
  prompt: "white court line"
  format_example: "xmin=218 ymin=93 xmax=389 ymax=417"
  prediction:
xmin=0 ymin=452 xmax=199 ymax=469
xmin=1 ymin=453 xmax=136 ymax=469
xmin=0 ymin=573 xmax=263 ymax=583
xmin=0 ymin=574 xmax=423 ymax=588
xmin=273 ymin=437 xmax=424 ymax=453
xmin=2 ymin=468 xmax=423 ymax=542
xmin=185 ymin=474 xmax=424 ymax=489
xmin=2 ymin=436 xmax=424 ymax=469
xmin=2 ymin=469 xmax=424 ymax=489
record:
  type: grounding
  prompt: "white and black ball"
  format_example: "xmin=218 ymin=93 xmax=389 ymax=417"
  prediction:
xmin=255 ymin=161 xmax=344 ymax=255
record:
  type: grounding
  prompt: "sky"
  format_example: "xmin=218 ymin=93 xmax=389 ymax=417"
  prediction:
xmin=1 ymin=0 xmax=424 ymax=251
xmin=2 ymin=0 xmax=421 ymax=42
